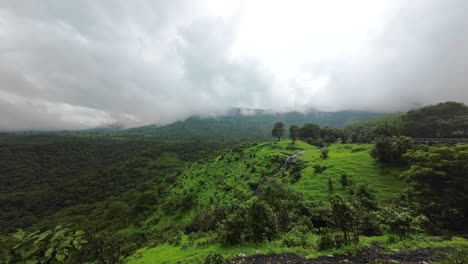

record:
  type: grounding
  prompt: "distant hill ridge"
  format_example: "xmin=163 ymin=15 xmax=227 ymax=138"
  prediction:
xmin=122 ymin=109 xmax=386 ymax=139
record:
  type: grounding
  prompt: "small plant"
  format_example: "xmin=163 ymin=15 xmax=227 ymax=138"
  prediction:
xmin=313 ymin=164 xmax=327 ymax=173
xmin=340 ymin=174 xmax=350 ymax=187
xmin=291 ymin=172 xmax=301 ymax=183
xmin=320 ymin=148 xmax=329 ymax=159
xmin=9 ymin=226 xmax=86 ymax=263
xmin=327 ymin=177 xmax=334 ymax=194
xmin=282 ymin=227 xmax=309 ymax=247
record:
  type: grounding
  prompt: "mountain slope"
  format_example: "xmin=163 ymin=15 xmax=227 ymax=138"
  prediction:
xmin=122 ymin=110 xmax=385 ymax=139
xmin=128 ymin=140 xmax=408 ymax=263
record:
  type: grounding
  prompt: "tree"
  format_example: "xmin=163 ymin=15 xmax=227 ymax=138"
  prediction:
xmin=272 ymin=122 xmax=285 ymax=141
xmin=289 ymin=125 xmax=301 ymax=143
xmin=370 ymin=137 xmax=393 ymax=162
xmin=245 ymin=199 xmax=279 ymax=242
xmin=300 ymin=123 xmax=320 ymax=139
xmin=370 ymin=136 xmax=414 ymax=163
xmin=330 ymin=195 xmax=360 ymax=244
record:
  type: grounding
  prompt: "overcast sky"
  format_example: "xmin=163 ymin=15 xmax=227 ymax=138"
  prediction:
xmin=1 ymin=0 xmax=468 ymax=130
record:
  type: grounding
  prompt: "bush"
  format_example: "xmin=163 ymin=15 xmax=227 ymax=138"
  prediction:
xmin=317 ymin=229 xmax=335 ymax=251
xmin=437 ymin=248 xmax=468 ymax=264
xmin=291 ymin=172 xmax=301 ymax=183
xmin=340 ymin=174 xmax=351 ymax=187
xmin=313 ymin=164 xmax=327 ymax=173
xmin=281 ymin=227 xmax=309 ymax=247
xmin=320 ymin=148 xmax=329 ymax=159
xmin=245 ymin=199 xmax=279 ymax=242
xmin=220 ymin=210 xmax=246 ymax=245
xmin=370 ymin=136 xmax=414 ymax=163
xmin=204 ymin=252 xmax=224 ymax=264
xmin=219 ymin=199 xmax=279 ymax=244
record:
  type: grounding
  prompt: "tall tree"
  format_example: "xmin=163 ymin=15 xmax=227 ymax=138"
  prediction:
xmin=330 ymin=195 xmax=360 ymax=244
xmin=289 ymin=125 xmax=301 ymax=143
xmin=272 ymin=122 xmax=285 ymax=141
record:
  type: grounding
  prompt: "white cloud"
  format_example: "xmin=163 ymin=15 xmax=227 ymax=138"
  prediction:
xmin=0 ymin=0 xmax=467 ymax=130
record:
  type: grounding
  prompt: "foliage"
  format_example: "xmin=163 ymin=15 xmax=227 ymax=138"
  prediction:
xmin=272 ymin=122 xmax=286 ymax=141
xmin=281 ymin=226 xmax=309 ymax=247
xmin=401 ymin=102 xmax=468 ymax=137
xmin=7 ymin=225 xmax=86 ymax=264
xmin=340 ymin=174 xmax=351 ymax=187
xmin=316 ymin=229 xmax=335 ymax=251
xmin=379 ymin=206 xmax=427 ymax=239
xmin=204 ymin=252 xmax=224 ymax=264
xmin=330 ymin=194 xmax=360 ymax=245
xmin=313 ymin=164 xmax=327 ymax=173
xmin=220 ymin=199 xmax=279 ymax=244
xmin=401 ymin=144 xmax=468 ymax=232
xmin=437 ymin=248 xmax=468 ymax=264
xmin=300 ymin=123 xmax=321 ymax=140
xmin=320 ymin=147 xmax=329 ymax=159
xmin=82 ymin=232 xmax=127 ymax=264
xmin=327 ymin=177 xmax=334 ymax=194
xmin=289 ymin=125 xmax=301 ymax=143
xmin=370 ymin=136 xmax=414 ymax=163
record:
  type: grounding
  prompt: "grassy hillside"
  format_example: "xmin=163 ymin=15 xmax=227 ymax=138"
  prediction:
xmin=128 ymin=140 xmax=409 ymax=263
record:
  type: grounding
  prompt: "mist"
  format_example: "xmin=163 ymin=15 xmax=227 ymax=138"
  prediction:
xmin=1 ymin=0 xmax=467 ymax=130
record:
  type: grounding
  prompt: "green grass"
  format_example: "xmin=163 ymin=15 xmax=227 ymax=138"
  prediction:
xmin=127 ymin=140 xmax=415 ymax=263
xmin=127 ymin=235 xmax=468 ymax=264
xmin=292 ymin=143 xmax=407 ymax=202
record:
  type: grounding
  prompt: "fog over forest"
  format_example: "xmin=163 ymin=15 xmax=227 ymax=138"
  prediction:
xmin=1 ymin=0 xmax=468 ymax=130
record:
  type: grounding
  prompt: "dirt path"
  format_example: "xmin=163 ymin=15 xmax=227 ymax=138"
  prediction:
xmin=226 ymin=243 xmax=452 ymax=264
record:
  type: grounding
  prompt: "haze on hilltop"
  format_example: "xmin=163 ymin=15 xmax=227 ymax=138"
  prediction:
xmin=1 ymin=0 xmax=468 ymax=130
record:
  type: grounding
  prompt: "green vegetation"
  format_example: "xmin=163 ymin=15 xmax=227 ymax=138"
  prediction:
xmin=1 ymin=102 xmax=468 ymax=263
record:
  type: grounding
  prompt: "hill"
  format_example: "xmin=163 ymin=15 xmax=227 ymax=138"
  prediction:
xmin=122 ymin=110 xmax=385 ymax=139
xmin=126 ymin=140 xmax=410 ymax=263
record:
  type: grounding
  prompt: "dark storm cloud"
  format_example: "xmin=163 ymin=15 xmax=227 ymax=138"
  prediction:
xmin=0 ymin=0 xmax=272 ymax=130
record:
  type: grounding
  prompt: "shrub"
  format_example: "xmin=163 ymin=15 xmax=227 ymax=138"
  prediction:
xmin=281 ymin=227 xmax=309 ymax=247
xmin=313 ymin=164 xmax=327 ymax=173
xmin=320 ymin=148 xmax=329 ymax=159
xmin=220 ymin=210 xmax=246 ymax=245
xmin=291 ymin=172 xmax=301 ymax=183
xmin=204 ymin=252 xmax=224 ymax=264
xmin=437 ymin=248 xmax=468 ymax=264
xmin=340 ymin=174 xmax=350 ymax=187
xmin=245 ymin=199 xmax=279 ymax=242
xmin=317 ymin=229 xmax=335 ymax=251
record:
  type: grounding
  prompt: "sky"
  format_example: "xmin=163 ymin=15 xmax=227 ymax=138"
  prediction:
xmin=1 ymin=0 xmax=468 ymax=130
